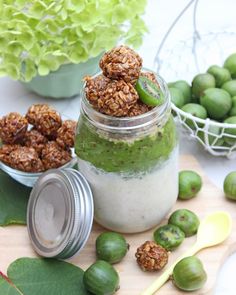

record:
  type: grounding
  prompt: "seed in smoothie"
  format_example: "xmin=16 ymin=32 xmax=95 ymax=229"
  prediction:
xmin=135 ymin=76 xmax=164 ymax=107
xmin=153 ymin=224 xmax=185 ymax=251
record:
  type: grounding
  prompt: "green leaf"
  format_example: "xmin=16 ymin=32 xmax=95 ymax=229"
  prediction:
xmin=7 ymin=41 xmax=23 ymax=56
xmin=5 ymin=258 xmax=90 ymax=295
xmin=0 ymin=276 xmax=21 ymax=295
xmin=0 ymin=170 xmax=30 ymax=225
xmin=6 ymin=63 xmax=20 ymax=80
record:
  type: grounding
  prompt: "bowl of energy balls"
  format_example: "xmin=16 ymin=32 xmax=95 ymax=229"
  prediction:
xmin=0 ymin=104 xmax=77 ymax=187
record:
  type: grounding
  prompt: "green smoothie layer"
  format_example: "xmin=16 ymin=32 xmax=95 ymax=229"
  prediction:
xmin=75 ymin=115 xmax=177 ymax=173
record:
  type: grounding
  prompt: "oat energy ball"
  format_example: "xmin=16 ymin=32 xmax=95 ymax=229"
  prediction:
xmin=0 ymin=112 xmax=28 ymax=144
xmin=0 ymin=144 xmax=20 ymax=165
xmin=140 ymin=72 xmax=159 ymax=85
xmin=23 ymin=129 xmax=48 ymax=155
xmin=26 ymin=104 xmax=51 ymax=125
xmin=99 ymin=45 xmax=142 ymax=84
xmin=135 ymin=241 xmax=168 ymax=271
xmin=9 ymin=146 xmax=44 ymax=172
xmin=56 ymin=120 xmax=77 ymax=149
xmin=26 ymin=104 xmax=62 ymax=138
xmin=85 ymin=75 xmax=110 ymax=107
xmin=128 ymin=101 xmax=152 ymax=117
xmin=97 ymin=80 xmax=138 ymax=117
xmin=41 ymin=141 xmax=72 ymax=170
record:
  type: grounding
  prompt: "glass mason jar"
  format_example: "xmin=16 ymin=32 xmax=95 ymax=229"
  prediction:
xmin=75 ymin=72 xmax=178 ymax=233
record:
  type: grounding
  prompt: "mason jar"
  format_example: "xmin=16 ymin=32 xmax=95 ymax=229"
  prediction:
xmin=75 ymin=72 xmax=178 ymax=233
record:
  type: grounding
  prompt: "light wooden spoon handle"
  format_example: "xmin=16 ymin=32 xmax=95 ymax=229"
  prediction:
xmin=140 ymin=243 xmax=201 ymax=295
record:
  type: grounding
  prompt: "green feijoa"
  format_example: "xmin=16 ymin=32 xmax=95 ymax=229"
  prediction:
xmin=224 ymin=171 xmax=236 ymax=200
xmin=169 ymin=80 xmax=191 ymax=104
xmin=135 ymin=76 xmax=164 ymax=106
xmin=83 ymin=260 xmax=119 ymax=295
xmin=200 ymin=88 xmax=232 ymax=120
xmin=222 ymin=80 xmax=236 ymax=97
xmin=169 ymin=87 xmax=185 ymax=108
xmin=197 ymin=124 xmax=224 ymax=146
xmin=207 ymin=65 xmax=231 ymax=87
xmin=172 ymin=256 xmax=207 ymax=291
xmin=229 ymin=96 xmax=236 ymax=116
xmin=191 ymin=73 xmax=215 ymax=98
xmin=223 ymin=116 xmax=236 ymax=145
xmin=224 ymin=53 xmax=236 ymax=78
xmin=181 ymin=103 xmax=207 ymax=129
xmin=153 ymin=224 xmax=185 ymax=251
xmin=168 ymin=209 xmax=200 ymax=237
xmin=96 ymin=232 xmax=129 ymax=264
xmin=179 ymin=170 xmax=202 ymax=200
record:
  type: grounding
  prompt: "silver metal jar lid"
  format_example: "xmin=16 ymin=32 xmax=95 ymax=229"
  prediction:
xmin=27 ymin=168 xmax=94 ymax=259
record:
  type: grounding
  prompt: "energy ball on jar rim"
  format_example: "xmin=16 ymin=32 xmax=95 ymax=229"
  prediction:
xmin=99 ymin=45 xmax=142 ymax=84
xmin=97 ymin=80 xmax=139 ymax=117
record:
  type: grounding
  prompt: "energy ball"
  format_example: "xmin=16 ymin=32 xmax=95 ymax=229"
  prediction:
xmin=128 ymin=101 xmax=152 ymax=117
xmin=41 ymin=141 xmax=72 ymax=170
xmin=135 ymin=241 xmax=168 ymax=272
xmin=0 ymin=144 xmax=20 ymax=166
xmin=0 ymin=112 xmax=28 ymax=144
xmin=97 ymin=80 xmax=138 ymax=117
xmin=99 ymin=45 xmax=142 ymax=84
xmin=140 ymin=72 xmax=159 ymax=85
xmin=26 ymin=104 xmax=51 ymax=126
xmin=23 ymin=129 xmax=48 ymax=155
xmin=56 ymin=120 xmax=77 ymax=149
xmin=26 ymin=104 xmax=62 ymax=138
xmin=9 ymin=146 xmax=44 ymax=172
xmin=85 ymin=75 xmax=110 ymax=107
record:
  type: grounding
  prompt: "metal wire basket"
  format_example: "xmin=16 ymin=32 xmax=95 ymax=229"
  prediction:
xmin=154 ymin=0 xmax=236 ymax=158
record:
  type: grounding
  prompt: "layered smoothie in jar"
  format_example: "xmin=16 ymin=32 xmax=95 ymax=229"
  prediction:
xmin=75 ymin=46 xmax=178 ymax=233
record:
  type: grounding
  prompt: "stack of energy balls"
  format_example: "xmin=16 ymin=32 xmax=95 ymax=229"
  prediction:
xmin=85 ymin=45 xmax=159 ymax=117
xmin=0 ymin=104 xmax=76 ymax=172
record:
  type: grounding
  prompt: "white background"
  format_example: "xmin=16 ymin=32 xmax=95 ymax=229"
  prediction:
xmin=0 ymin=0 xmax=236 ymax=293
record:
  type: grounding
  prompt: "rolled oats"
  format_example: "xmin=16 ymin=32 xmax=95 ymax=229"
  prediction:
xmin=0 ymin=144 xmax=21 ymax=165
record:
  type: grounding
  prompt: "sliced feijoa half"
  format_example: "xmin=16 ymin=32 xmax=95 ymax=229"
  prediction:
xmin=135 ymin=76 xmax=164 ymax=107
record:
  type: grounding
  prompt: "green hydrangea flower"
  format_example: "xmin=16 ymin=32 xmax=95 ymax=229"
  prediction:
xmin=0 ymin=0 xmax=147 ymax=81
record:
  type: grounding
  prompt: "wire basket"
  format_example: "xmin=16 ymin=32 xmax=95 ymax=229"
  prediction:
xmin=154 ymin=0 xmax=236 ymax=158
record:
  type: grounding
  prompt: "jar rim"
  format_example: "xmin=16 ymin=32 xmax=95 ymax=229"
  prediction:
xmin=81 ymin=68 xmax=171 ymax=132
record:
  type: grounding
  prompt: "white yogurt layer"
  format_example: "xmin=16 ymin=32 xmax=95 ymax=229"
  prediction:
xmin=78 ymin=147 xmax=179 ymax=233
